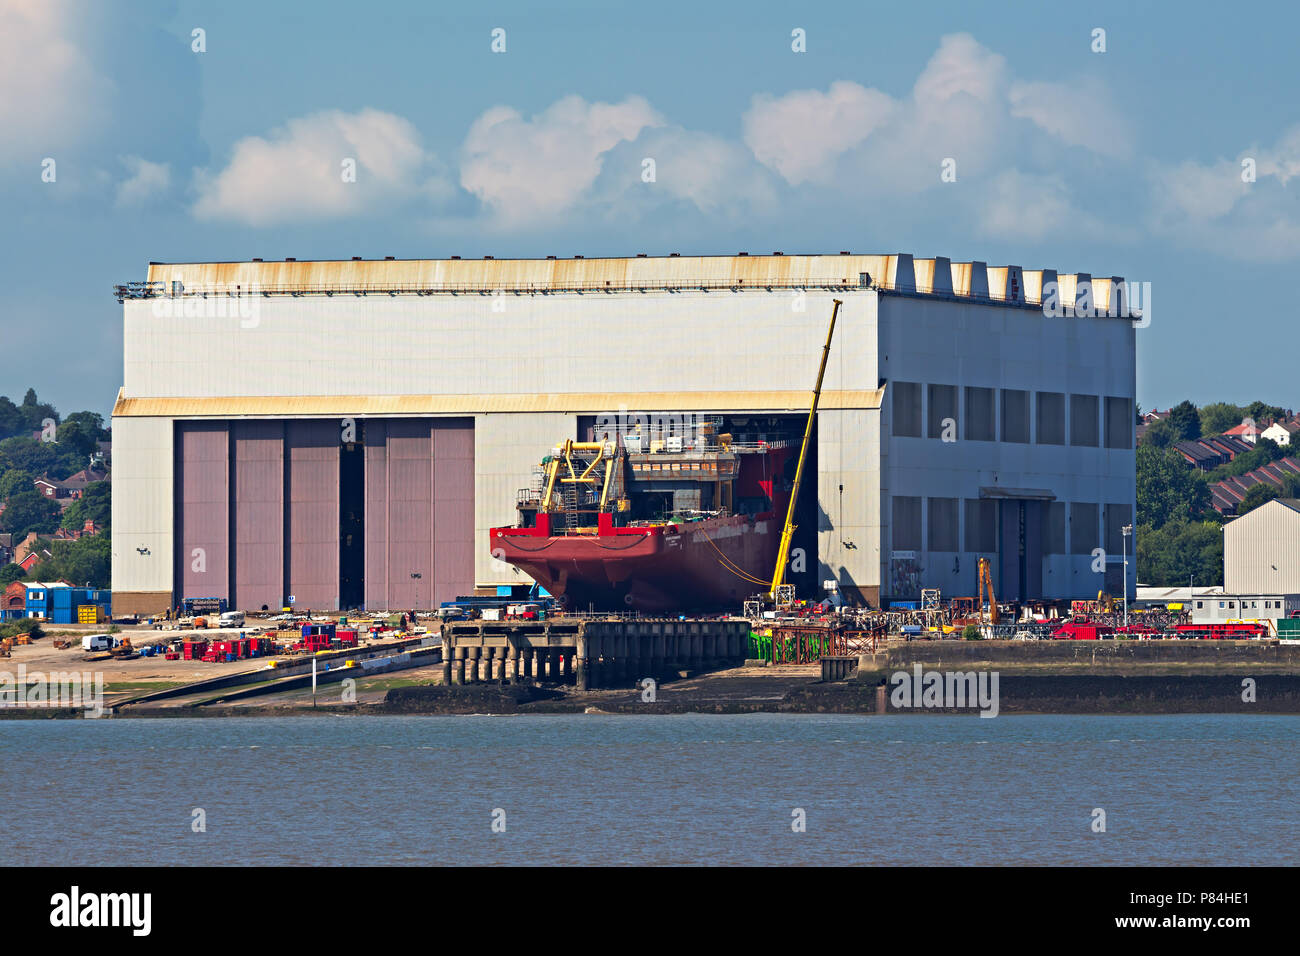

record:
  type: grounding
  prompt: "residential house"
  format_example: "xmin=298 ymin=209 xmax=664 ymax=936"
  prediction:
xmin=53 ymin=519 xmax=100 ymax=541
xmin=33 ymin=467 xmax=108 ymax=502
xmin=1262 ymin=417 xmax=1300 ymax=447
xmin=1210 ymin=456 xmax=1300 ymax=514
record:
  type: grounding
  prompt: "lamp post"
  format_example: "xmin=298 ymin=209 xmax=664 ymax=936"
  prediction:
xmin=1121 ymin=524 xmax=1133 ymax=627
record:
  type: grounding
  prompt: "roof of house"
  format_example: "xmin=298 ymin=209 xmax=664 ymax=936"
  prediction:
xmin=1211 ymin=462 xmax=1300 ymax=513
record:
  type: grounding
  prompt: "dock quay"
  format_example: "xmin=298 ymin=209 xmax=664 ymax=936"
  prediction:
xmin=441 ymin=618 xmax=751 ymax=690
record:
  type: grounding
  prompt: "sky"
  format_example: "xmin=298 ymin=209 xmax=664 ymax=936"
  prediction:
xmin=3 ymin=0 xmax=1299 ymax=420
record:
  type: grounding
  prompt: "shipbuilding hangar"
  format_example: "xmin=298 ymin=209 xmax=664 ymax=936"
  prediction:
xmin=110 ymin=252 xmax=1136 ymax=617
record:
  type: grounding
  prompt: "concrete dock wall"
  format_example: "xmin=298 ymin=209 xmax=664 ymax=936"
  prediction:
xmin=442 ymin=619 xmax=750 ymax=689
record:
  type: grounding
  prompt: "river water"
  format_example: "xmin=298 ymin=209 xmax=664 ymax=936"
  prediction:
xmin=3 ymin=713 xmax=1296 ymax=866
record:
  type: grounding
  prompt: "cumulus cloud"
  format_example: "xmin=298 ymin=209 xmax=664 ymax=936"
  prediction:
xmin=1147 ymin=130 xmax=1300 ymax=259
xmin=979 ymin=170 xmax=1093 ymax=240
xmin=115 ymin=156 xmax=171 ymax=206
xmin=193 ymin=109 xmax=451 ymax=226
xmin=1009 ymin=76 xmax=1132 ymax=157
xmin=460 ymin=95 xmax=663 ymax=225
xmin=595 ymin=126 xmax=780 ymax=220
xmin=0 ymin=0 xmax=112 ymax=166
xmin=743 ymin=81 xmax=896 ymax=186
xmin=742 ymin=34 xmax=1014 ymax=194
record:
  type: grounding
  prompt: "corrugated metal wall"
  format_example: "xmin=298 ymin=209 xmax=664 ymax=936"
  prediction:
xmin=285 ymin=421 xmax=340 ymax=610
xmin=364 ymin=418 xmax=474 ymax=610
xmin=432 ymin=423 xmax=474 ymax=602
xmin=174 ymin=417 xmax=472 ymax=613
xmin=175 ymin=422 xmax=228 ymax=605
xmin=232 ymin=421 xmax=284 ymax=611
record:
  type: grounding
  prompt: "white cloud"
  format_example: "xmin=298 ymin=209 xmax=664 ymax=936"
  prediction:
xmin=193 ymin=109 xmax=449 ymax=226
xmin=1147 ymin=135 xmax=1300 ymax=259
xmin=0 ymin=0 xmax=112 ymax=165
xmin=913 ymin=32 xmax=1006 ymax=108
xmin=115 ymin=156 xmax=171 ymax=207
xmin=1009 ymin=76 xmax=1132 ymax=157
xmin=743 ymin=81 xmax=896 ymax=186
xmin=979 ymin=170 xmax=1086 ymax=240
xmin=742 ymin=34 xmax=1014 ymax=193
xmin=602 ymin=126 xmax=780 ymax=219
xmin=460 ymin=95 xmax=663 ymax=225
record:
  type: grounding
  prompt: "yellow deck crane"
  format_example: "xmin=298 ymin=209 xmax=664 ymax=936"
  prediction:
xmin=977 ymin=556 xmax=999 ymax=625
xmin=770 ymin=298 xmax=841 ymax=602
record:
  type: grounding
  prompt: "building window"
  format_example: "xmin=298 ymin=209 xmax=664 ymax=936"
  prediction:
xmin=1036 ymin=392 xmax=1065 ymax=445
xmin=1196 ymin=601 xmax=1204 ymax=609
xmin=1002 ymin=389 xmax=1030 ymax=444
xmin=1070 ymin=502 xmax=1099 ymax=555
xmin=892 ymin=382 xmax=922 ymax=438
xmin=1042 ymin=501 xmax=1066 ymax=555
xmin=1105 ymin=396 xmax=1133 ymax=450
xmin=927 ymin=497 xmax=959 ymax=551
xmin=1070 ymin=394 xmax=1100 ymax=447
xmin=964 ymin=387 xmax=995 ymax=441
xmin=892 ymin=496 xmax=922 ymax=551
xmin=927 ymin=385 xmax=957 ymax=439
xmin=965 ymin=499 xmax=997 ymax=553
xmin=1104 ymin=503 xmax=1133 ymax=556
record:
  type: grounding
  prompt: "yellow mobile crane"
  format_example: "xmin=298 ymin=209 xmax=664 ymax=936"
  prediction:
xmin=770 ymin=298 xmax=841 ymax=601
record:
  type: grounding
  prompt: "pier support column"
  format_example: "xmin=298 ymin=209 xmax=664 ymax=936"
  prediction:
xmin=442 ymin=638 xmax=453 ymax=685
xmin=691 ymin=631 xmax=703 ymax=673
xmin=561 ymin=649 xmax=573 ymax=682
xmin=485 ymin=646 xmax=497 ymax=683
xmin=454 ymin=647 xmax=466 ymax=685
xmin=465 ymin=646 xmax=478 ymax=683
xmin=508 ymin=645 xmax=520 ymax=684
xmin=628 ymin=636 xmax=642 ymax=686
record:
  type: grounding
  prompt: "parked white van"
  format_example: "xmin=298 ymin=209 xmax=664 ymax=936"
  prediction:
xmin=82 ymin=634 xmax=112 ymax=652
xmin=218 ymin=610 xmax=246 ymax=628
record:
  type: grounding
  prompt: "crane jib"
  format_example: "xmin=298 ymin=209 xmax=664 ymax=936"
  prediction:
xmin=770 ymin=298 xmax=841 ymax=597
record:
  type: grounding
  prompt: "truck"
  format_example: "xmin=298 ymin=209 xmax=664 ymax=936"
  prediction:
xmin=82 ymin=634 xmax=112 ymax=651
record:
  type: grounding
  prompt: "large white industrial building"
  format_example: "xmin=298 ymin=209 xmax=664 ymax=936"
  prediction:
xmin=110 ymin=253 xmax=1136 ymax=616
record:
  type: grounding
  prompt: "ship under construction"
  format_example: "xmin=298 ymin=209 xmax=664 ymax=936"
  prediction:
xmin=110 ymin=252 xmax=1136 ymax=616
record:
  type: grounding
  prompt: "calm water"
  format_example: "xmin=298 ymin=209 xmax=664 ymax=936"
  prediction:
xmin=3 ymin=713 xmax=1297 ymax=866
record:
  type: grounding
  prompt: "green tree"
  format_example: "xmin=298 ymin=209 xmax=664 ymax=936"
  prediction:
xmin=1137 ymin=444 xmax=1209 ymax=528
xmin=61 ymin=482 xmax=110 ymax=530
xmin=1167 ymin=400 xmax=1201 ymax=441
xmin=1140 ymin=417 xmax=1174 ymax=448
xmin=39 ymin=532 xmax=111 ymax=589
xmin=1199 ymin=402 xmax=1245 ymax=436
xmin=0 ymin=436 xmax=61 ymax=477
xmin=0 ymin=488 xmax=62 ymax=538
xmin=60 ymin=411 xmax=106 ymax=440
xmin=0 ymin=563 xmax=27 ymax=586
xmin=17 ymin=389 xmax=58 ymax=434
xmin=0 ymin=397 xmax=23 ymax=441
xmin=1137 ymin=520 xmax=1224 ymax=587
xmin=1237 ymin=483 xmax=1280 ymax=515
xmin=0 ymin=469 xmax=33 ymax=499
xmin=1246 ymin=401 xmax=1287 ymax=425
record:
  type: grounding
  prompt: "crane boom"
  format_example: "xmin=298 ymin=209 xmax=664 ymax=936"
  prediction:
xmin=770 ymin=298 xmax=841 ymax=597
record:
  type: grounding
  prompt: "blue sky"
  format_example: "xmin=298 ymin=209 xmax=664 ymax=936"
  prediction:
xmin=4 ymin=0 xmax=1299 ymax=419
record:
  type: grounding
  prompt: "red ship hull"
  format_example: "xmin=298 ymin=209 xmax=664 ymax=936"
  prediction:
xmin=491 ymin=512 xmax=778 ymax=612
